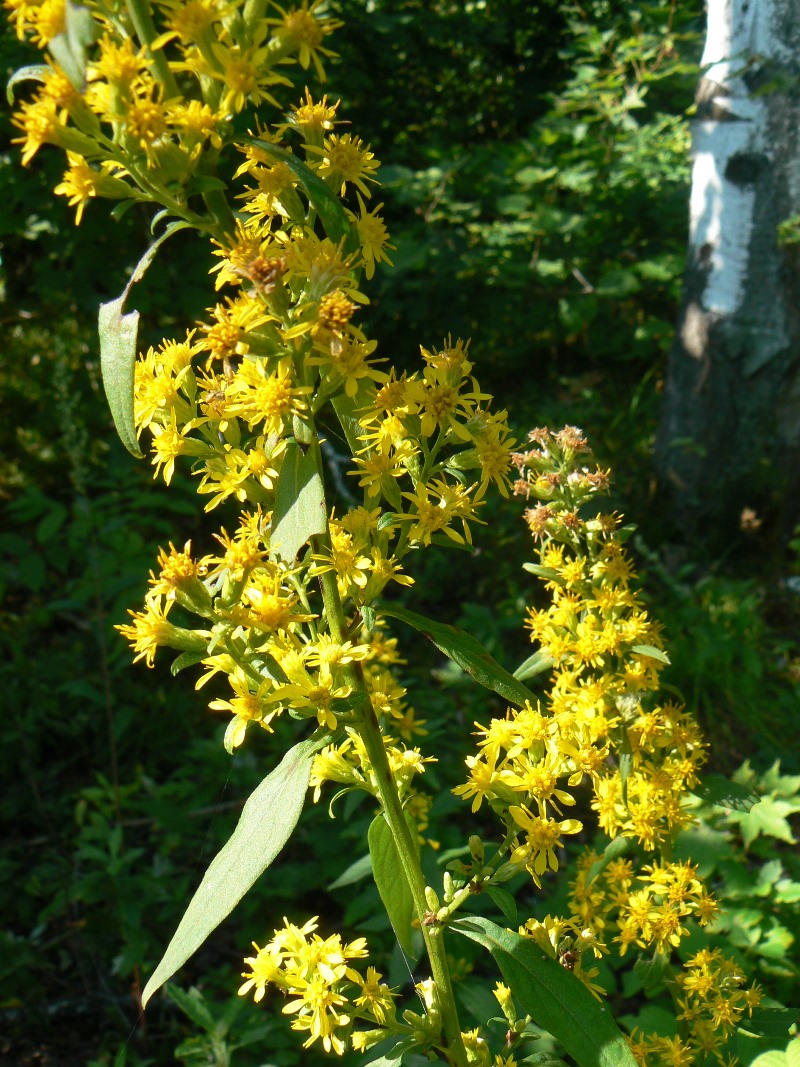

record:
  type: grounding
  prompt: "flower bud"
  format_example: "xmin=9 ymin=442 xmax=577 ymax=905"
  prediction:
xmin=424 ymin=885 xmax=440 ymax=911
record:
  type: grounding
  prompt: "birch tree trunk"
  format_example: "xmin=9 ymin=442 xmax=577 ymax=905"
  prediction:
xmin=654 ymin=0 xmax=800 ymax=544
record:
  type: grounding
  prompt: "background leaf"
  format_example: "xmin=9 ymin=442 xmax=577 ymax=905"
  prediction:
xmin=584 ymin=837 xmax=630 ymax=887
xmin=694 ymin=774 xmax=760 ymax=812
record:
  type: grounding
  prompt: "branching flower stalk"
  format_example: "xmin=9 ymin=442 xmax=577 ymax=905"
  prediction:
xmin=7 ymin=0 xmax=765 ymax=1064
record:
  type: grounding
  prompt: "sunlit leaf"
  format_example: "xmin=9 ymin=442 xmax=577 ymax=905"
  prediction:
xmin=270 ymin=441 xmax=327 ymax=562
xmin=142 ymin=736 xmax=323 ymax=1006
xmin=513 ymin=649 xmax=554 ymax=681
xmin=99 ymin=222 xmax=190 ymax=458
xmin=368 ymin=810 xmax=419 ymax=960
xmin=6 ymin=65 xmax=49 ymax=103
xmin=249 ymin=139 xmax=360 ymax=255
xmin=630 ymin=644 xmax=670 ymax=665
xmin=47 ymin=1 xmax=97 ymax=89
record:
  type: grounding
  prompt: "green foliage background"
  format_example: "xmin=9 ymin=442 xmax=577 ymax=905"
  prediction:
xmin=2 ymin=2 xmax=799 ymax=1064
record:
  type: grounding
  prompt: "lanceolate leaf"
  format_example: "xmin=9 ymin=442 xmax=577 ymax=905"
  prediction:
xmin=270 ymin=441 xmax=327 ymax=562
xmin=368 ymin=811 xmax=419 ymax=960
xmin=141 ymin=737 xmax=322 ymax=1007
xmin=513 ymin=648 xmax=554 ymax=682
xmin=6 ymin=65 xmax=49 ymax=103
xmin=331 ymin=382 xmax=373 ymax=454
xmin=484 ymin=884 xmax=517 ymax=926
xmin=250 ymin=139 xmax=360 ymax=255
xmin=328 ymin=852 xmax=372 ymax=890
xmin=47 ymin=0 xmax=97 ymax=90
xmin=379 ymin=605 xmax=535 ymax=708
xmin=452 ymin=916 xmax=637 ymax=1067
xmin=99 ymin=221 xmax=190 ymax=458
xmin=630 ymin=644 xmax=670 ymax=665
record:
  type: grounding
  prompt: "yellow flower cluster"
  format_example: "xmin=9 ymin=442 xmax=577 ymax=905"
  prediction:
xmin=38 ymin=0 xmax=516 ymax=772
xmin=628 ymin=948 xmax=762 ymax=1066
xmin=451 ymin=428 xmax=717 ymax=996
xmin=456 ymin=427 xmax=706 ymax=861
xmin=8 ymin=0 xmax=340 ymax=222
xmin=571 ymin=854 xmax=718 ymax=957
xmin=116 ymin=525 xmax=433 ymax=756
xmin=519 ymin=914 xmax=607 ymax=999
xmin=238 ymin=916 xmax=397 ymax=1055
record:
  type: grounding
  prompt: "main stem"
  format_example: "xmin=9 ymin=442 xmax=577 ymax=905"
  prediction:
xmin=308 ymin=441 xmax=466 ymax=1067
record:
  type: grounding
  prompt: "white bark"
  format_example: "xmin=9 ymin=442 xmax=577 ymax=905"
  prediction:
xmin=688 ymin=0 xmax=780 ymax=318
xmin=656 ymin=0 xmax=800 ymax=537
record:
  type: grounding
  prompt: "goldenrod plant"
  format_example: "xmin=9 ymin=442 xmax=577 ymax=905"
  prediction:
xmin=7 ymin=2 xmax=790 ymax=1065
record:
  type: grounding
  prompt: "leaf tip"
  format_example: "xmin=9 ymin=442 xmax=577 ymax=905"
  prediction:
xmin=140 ymin=978 xmax=157 ymax=1009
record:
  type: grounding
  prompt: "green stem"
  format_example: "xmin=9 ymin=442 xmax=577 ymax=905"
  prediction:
xmin=307 ymin=432 xmax=467 ymax=1067
xmin=125 ymin=0 xmax=180 ymax=98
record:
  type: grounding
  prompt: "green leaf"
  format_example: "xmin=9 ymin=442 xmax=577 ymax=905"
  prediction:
xmin=99 ymin=222 xmax=190 ymax=458
xmin=619 ymin=744 xmax=633 ymax=808
xmin=740 ymin=797 xmax=798 ymax=848
xmin=368 ymin=811 xmax=419 ymax=960
xmin=270 ymin=441 xmax=327 ymax=562
xmin=184 ymin=175 xmax=229 ymax=196
xmin=630 ymin=644 xmax=670 ymax=665
xmin=331 ymin=384 xmax=373 ymax=454
xmin=164 ymin=984 xmax=217 ymax=1033
xmin=249 ymin=139 xmax=360 ymax=255
xmin=170 ymin=650 xmax=207 ymax=676
xmin=584 ymin=837 xmax=629 ymax=888
xmin=522 ymin=563 xmax=559 ymax=580
xmin=484 ymin=885 xmax=517 ymax=926
xmin=457 ymin=978 xmax=502 ymax=1026
xmin=141 ymin=737 xmax=321 ymax=1007
xmin=328 ymin=852 xmax=372 ymax=890
xmin=742 ymin=1007 xmax=800 ymax=1041
xmin=452 ymin=916 xmax=637 ymax=1067
xmin=513 ymin=649 xmax=554 ymax=682
xmin=364 ymin=1037 xmax=416 ymax=1065
xmin=694 ymin=775 xmax=760 ymax=812
xmin=378 ymin=605 xmax=535 ymax=708
xmin=748 ymin=1054 xmax=786 ymax=1067
xmin=47 ymin=1 xmax=97 ymax=90
xmin=6 ymin=65 xmax=49 ymax=104
xmin=632 ymin=951 xmax=672 ymax=991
